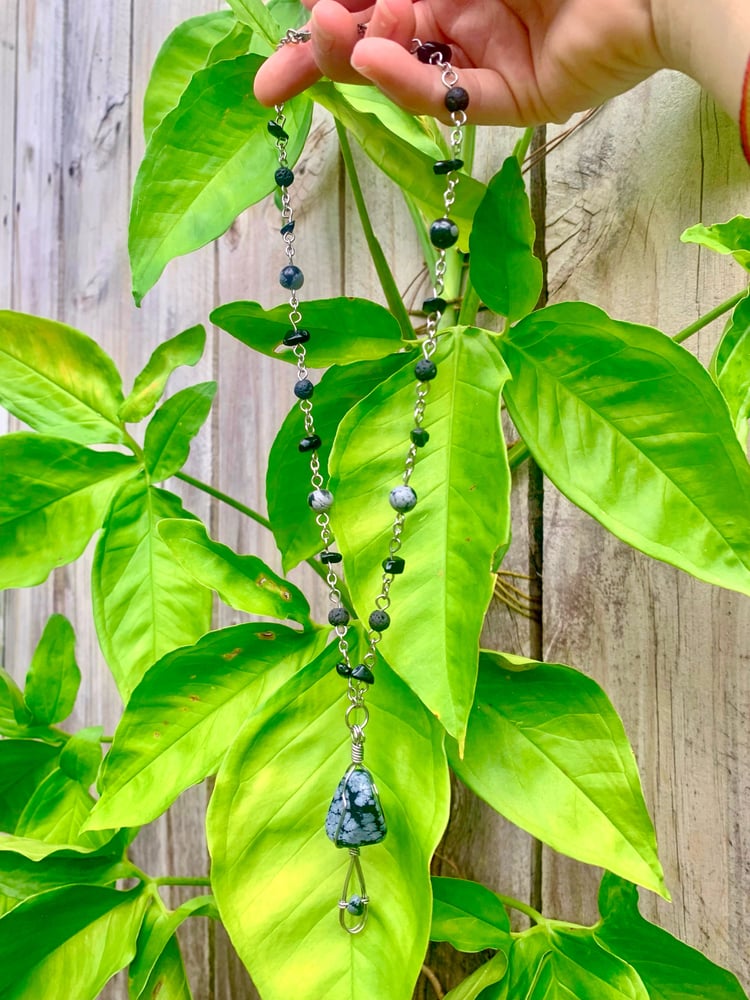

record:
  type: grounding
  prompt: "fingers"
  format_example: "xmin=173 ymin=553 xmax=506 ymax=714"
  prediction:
xmin=254 ymin=30 xmax=321 ymax=105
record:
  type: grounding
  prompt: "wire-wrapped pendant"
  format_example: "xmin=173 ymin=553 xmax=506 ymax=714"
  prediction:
xmin=325 ymin=763 xmax=387 ymax=849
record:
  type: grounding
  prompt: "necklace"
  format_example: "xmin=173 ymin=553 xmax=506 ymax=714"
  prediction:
xmin=268 ymin=28 xmax=468 ymax=935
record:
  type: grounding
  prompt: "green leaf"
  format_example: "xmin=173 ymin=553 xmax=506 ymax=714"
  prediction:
xmin=501 ymin=302 xmax=750 ymax=598
xmin=88 ymin=623 xmax=329 ymax=830
xmin=0 ymin=885 xmax=148 ymax=1000
xmin=143 ymin=382 xmax=216 ymax=481
xmin=431 ymin=877 xmax=511 ymax=953
xmin=0 ymin=434 xmax=139 ymax=588
xmin=470 ymin=157 xmax=543 ymax=322
xmin=443 ymin=953 xmax=509 ymax=1000
xmin=119 ymin=325 xmax=206 ymax=423
xmin=0 ymin=669 xmax=33 ymax=734
xmin=92 ymin=475 xmax=213 ymax=700
xmin=711 ymin=292 xmax=750 ymax=449
xmin=329 ymin=329 xmax=511 ymax=743
xmin=135 ymin=935 xmax=193 ymax=1000
xmin=334 ymin=83 xmax=448 ymax=160
xmin=59 ymin=727 xmax=104 ymax=787
xmin=502 ymin=924 xmax=649 ymax=1000
xmin=130 ymin=54 xmax=311 ymax=303
xmin=130 ymin=896 xmax=216 ymax=999
xmin=225 ymin=0 xmax=280 ymax=50
xmin=211 ymin=298 xmax=405 ymax=368
xmin=448 ymin=651 xmax=667 ymax=897
xmin=267 ymin=0 xmax=307 ymax=32
xmin=144 ymin=13 xmax=252 ymax=142
xmin=207 ymin=649 xmax=450 ymax=1000
xmin=0 ymin=740 xmax=59 ymax=833
xmin=681 ymin=216 xmax=750 ymax=270
xmin=0 ymin=310 xmax=126 ymax=444
xmin=596 ymin=874 xmax=748 ymax=999
xmin=311 ymin=81 xmax=485 ymax=249
xmin=158 ymin=518 xmax=312 ymax=627
xmin=0 ymin=852 xmax=131 ymax=904
xmin=267 ymin=352 xmax=413 ymax=572
xmin=23 ymin=614 xmax=80 ymax=724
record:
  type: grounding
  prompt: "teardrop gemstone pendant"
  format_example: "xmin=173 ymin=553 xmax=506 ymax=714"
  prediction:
xmin=325 ymin=764 xmax=387 ymax=848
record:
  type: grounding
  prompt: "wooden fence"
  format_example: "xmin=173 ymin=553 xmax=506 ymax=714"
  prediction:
xmin=1 ymin=1 xmax=748 ymax=997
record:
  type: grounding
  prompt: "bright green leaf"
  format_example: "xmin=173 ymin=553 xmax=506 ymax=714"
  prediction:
xmin=431 ymin=877 xmax=511 ymax=953
xmin=0 ymin=434 xmax=139 ymax=589
xmin=501 ymin=302 xmax=750 ymax=598
xmin=469 ymin=157 xmax=543 ymax=322
xmin=0 ymin=853 xmax=131 ymax=904
xmin=443 ymin=953 xmax=509 ymax=1000
xmin=681 ymin=216 xmax=750 ymax=270
xmin=329 ymin=328 xmax=511 ymax=744
xmin=88 ymin=623 xmax=329 ymax=830
xmin=211 ymin=298 xmax=405 ymax=368
xmin=119 ymin=325 xmax=206 ymax=423
xmin=24 ymin=614 xmax=80 ymax=725
xmin=159 ymin=518 xmax=312 ymax=626
xmin=711 ymin=292 xmax=750 ymax=449
xmin=0 ymin=669 xmax=32 ymax=734
xmin=143 ymin=382 xmax=216 ymax=481
xmin=267 ymin=352 xmax=413 ymax=572
xmin=0 ymin=885 xmax=148 ymax=1000
xmin=92 ymin=475 xmax=212 ymax=699
xmin=267 ymin=0 xmax=307 ymax=32
xmin=59 ymin=727 xmax=104 ymax=787
xmin=448 ymin=651 xmax=667 ymax=897
xmin=0 ymin=740 xmax=59 ymax=833
xmin=596 ymin=874 xmax=748 ymax=999
xmin=130 ymin=55 xmax=311 ymax=303
xmin=136 ymin=935 xmax=193 ymax=1000
xmin=144 ymin=13 xmax=252 ymax=141
xmin=130 ymin=896 xmax=216 ymax=999
xmin=334 ymin=83 xmax=448 ymax=159
xmin=207 ymin=649 xmax=450 ymax=1000
xmin=0 ymin=310 xmax=126 ymax=444
xmin=225 ymin=0 xmax=281 ymax=50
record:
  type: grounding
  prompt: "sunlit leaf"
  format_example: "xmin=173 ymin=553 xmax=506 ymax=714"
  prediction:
xmin=431 ymin=877 xmax=511 ymax=952
xmin=0 ymin=852 xmax=131 ymax=905
xmin=443 ymin=953 xmax=509 ymax=1000
xmin=225 ymin=0 xmax=281 ymax=50
xmin=0 ymin=434 xmax=138 ymax=589
xmin=23 ymin=614 xmax=80 ymax=725
xmin=711 ymin=292 xmax=750 ymax=449
xmin=334 ymin=84 xmax=448 ymax=159
xmin=143 ymin=382 xmax=216 ymax=481
xmin=59 ymin=727 xmax=104 ymax=788
xmin=92 ymin=475 xmax=212 ymax=700
xmin=329 ymin=328 xmax=511 ymax=743
xmin=0 ymin=740 xmax=59 ymax=833
xmin=135 ymin=935 xmax=193 ymax=1000
xmin=681 ymin=216 xmax=750 ymax=270
xmin=130 ymin=896 xmax=216 ymax=999
xmin=501 ymin=302 xmax=750 ymax=598
xmin=130 ymin=55 xmax=311 ymax=303
xmin=0 ymin=310 xmax=126 ymax=444
xmin=88 ymin=623 xmax=329 ymax=830
xmin=119 ymin=325 xmax=206 ymax=423
xmin=159 ymin=518 xmax=312 ymax=627
xmin=447 ymin=651 xmax=667 ymax=897
xmin=211 ymin=298 xmax=404 ymax=368
xmin=0 ymin=668 xmax=33 ymax=734
xmin=207 ymin=648 xmax=450 ymax=1000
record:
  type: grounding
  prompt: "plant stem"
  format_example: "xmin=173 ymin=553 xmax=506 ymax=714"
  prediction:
xmin=154 ymin=876 xmax=212 ymax=887
xmin=123 ymin=430 xmax=145 ymax=462
xmin=403 ymin=190 xmax=437 ymax=279
xmin=514 ymin=126 xmax=536 ymax=165
xmin=496 ymin=893 xmax=545 ymax=925
xmin=461 ymin=123 xmax=477 ymax=176
xmin=507 ymin=440 xmax=530 ymax=471
xmin=672 ymin=288 xmax=747 ymax=344
xmin=458 ymin=276 xmax=481 ymax=326
xmin=335 ymin=120 xmax=414 ymax=341
xmin=175 ymin=471 xmax=272 ymax=531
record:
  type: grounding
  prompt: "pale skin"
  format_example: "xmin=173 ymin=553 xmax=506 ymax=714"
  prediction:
xmin=254 ymin=0 xmax=750 ymax=128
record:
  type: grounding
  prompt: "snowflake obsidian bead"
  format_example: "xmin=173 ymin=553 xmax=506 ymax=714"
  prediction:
xmin=308 ymin=489 xmax=334 ymax=511
xmin=389 ymin=485 xmax=417 ymax=511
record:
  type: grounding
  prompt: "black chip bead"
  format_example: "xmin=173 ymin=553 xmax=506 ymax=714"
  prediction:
xmin=293 ymin=379 xmax=314 ymax=399
xmin=267 ymin=120 xmax=289 ymax=141
xmin=430 ymin=218 xmax=459 ymax=249
xmin=351 ymin=663 xmax=375 ymax=685
xmin=369 ymin=610 xmax=390 ymax=632
xmin=410 ymin=427 xmax=430 ymax=448
xmin=328 ymin=607 xmax=350 ymax=627
xmin=415 ymin=41 xmax=452 ymax=65
xmin=415 ymin=359 xmax=438 ymax=382
xmin=336 ymin=661 xmax=353 ymax=678
xmin=275 ymin=166 xmax=295 ymax=187
xmin=382 ymin=556 xmax=405 ymax=575
xmin=282 ymin=328 xmax=310 ymax=346
xmin=279 ymin=265 xmax=304 ymax=290
xmin=320 ymin=551 xmax=343 ymax=565
xmin=445 ymin=86 xmax=470 ymax=112
xmin=280 ymin=221 xmax=295 ymax=236
xmin=299 ymin=434 xmax=321 ymax=453
xmin=433 ymin=158 xmax=464 ymax=175
xmin=423 ymin=296 xmax=447 ymax=314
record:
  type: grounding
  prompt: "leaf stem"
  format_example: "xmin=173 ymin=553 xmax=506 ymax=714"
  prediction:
xmin=507 ymin=440 xmax=530 ymax=471
xmin=672 ymin=288 xmax=747 ymax=344
xmin=458 ymin=276 xmax=481 ymax=326
xmin=123 ymin=430 xmax=145 ymax=462
xmin=335 ymin=120 xmax=414 ymax=341
xmin=153 ymin=876 xmax=212 ymax=887
xmin=496 ymin=893 xmax=545 ymax=925
xmin=403 ymin=190 xmax=437 ymax=279
xmin=513 ymin=126 xmax=536 ymax=165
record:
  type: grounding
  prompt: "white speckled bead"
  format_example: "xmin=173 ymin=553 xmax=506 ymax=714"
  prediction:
xmin=389 ymin=485 xmax=417 ymax=511
xmin=308 ymin=488 xmax=334 ymax=511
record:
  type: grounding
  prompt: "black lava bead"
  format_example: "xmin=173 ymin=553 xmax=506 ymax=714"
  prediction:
xmin=328 ymin=607 xmax=350 ymax=627
xmin=275 ymin=166 xmax=295 ymax=187
xmin=294 ymin=379 xmax=314 ymax=399
xmin=369 ymin=610 xmax=390 ymax=632
xmin=279 ymin=265 xmax=304 ymax=290
xmin=415 ymin=359 xmax=438 ymax=382
xmin=445 ymin=86 xmax=470 ymax=112
xmin=430 ymin=218 xmax=459 ymax=249
xmin=411 ymin=427 xmax=430 ymax=448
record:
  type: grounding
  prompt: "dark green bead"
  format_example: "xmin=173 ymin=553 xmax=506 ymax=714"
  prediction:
xmin=416 ymin=41 xmax=451 ymax=64
xmin=369 ymin=610 xmax=390 ymax=632
xmin=382 ymin=556 xmax=405 ymax=575
xmin=282 ymin=328 xmax=310 ymax=346
xmin=328 ymin=607 xmax=350 ymax=627
xmin=299 ymin=434 xmax=321 ymax=452
xmin=336 ymin=662 xmax=353 ymax=678
xmin=415 ymin=359 xmax=438 ymax=382
xmin=320 ymin=551 xmax=343 ymax=565
xmin=294 ymin=379 xmax=314 ymax=399
xmin=430 ymin=218 xmax=459 ymax=249
xmin=423 ymin=296 xmax=447 ymax=314
xmin=267 ymin=120 xmax=289 ymax=141
xmin=433 ymin=158 xmax=464 ymax=175
xmin=411 ymin=427 xmax=430 ymax=448
xmin=280 ymin=221 xmax=295 ymax=236
xmin=275 ymin=166 xmax=294 ymax=187
xmin=445 ymin=86 xmax=469 ymax=112
xmin=351 ymin=663 xmax=375 ymax=685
